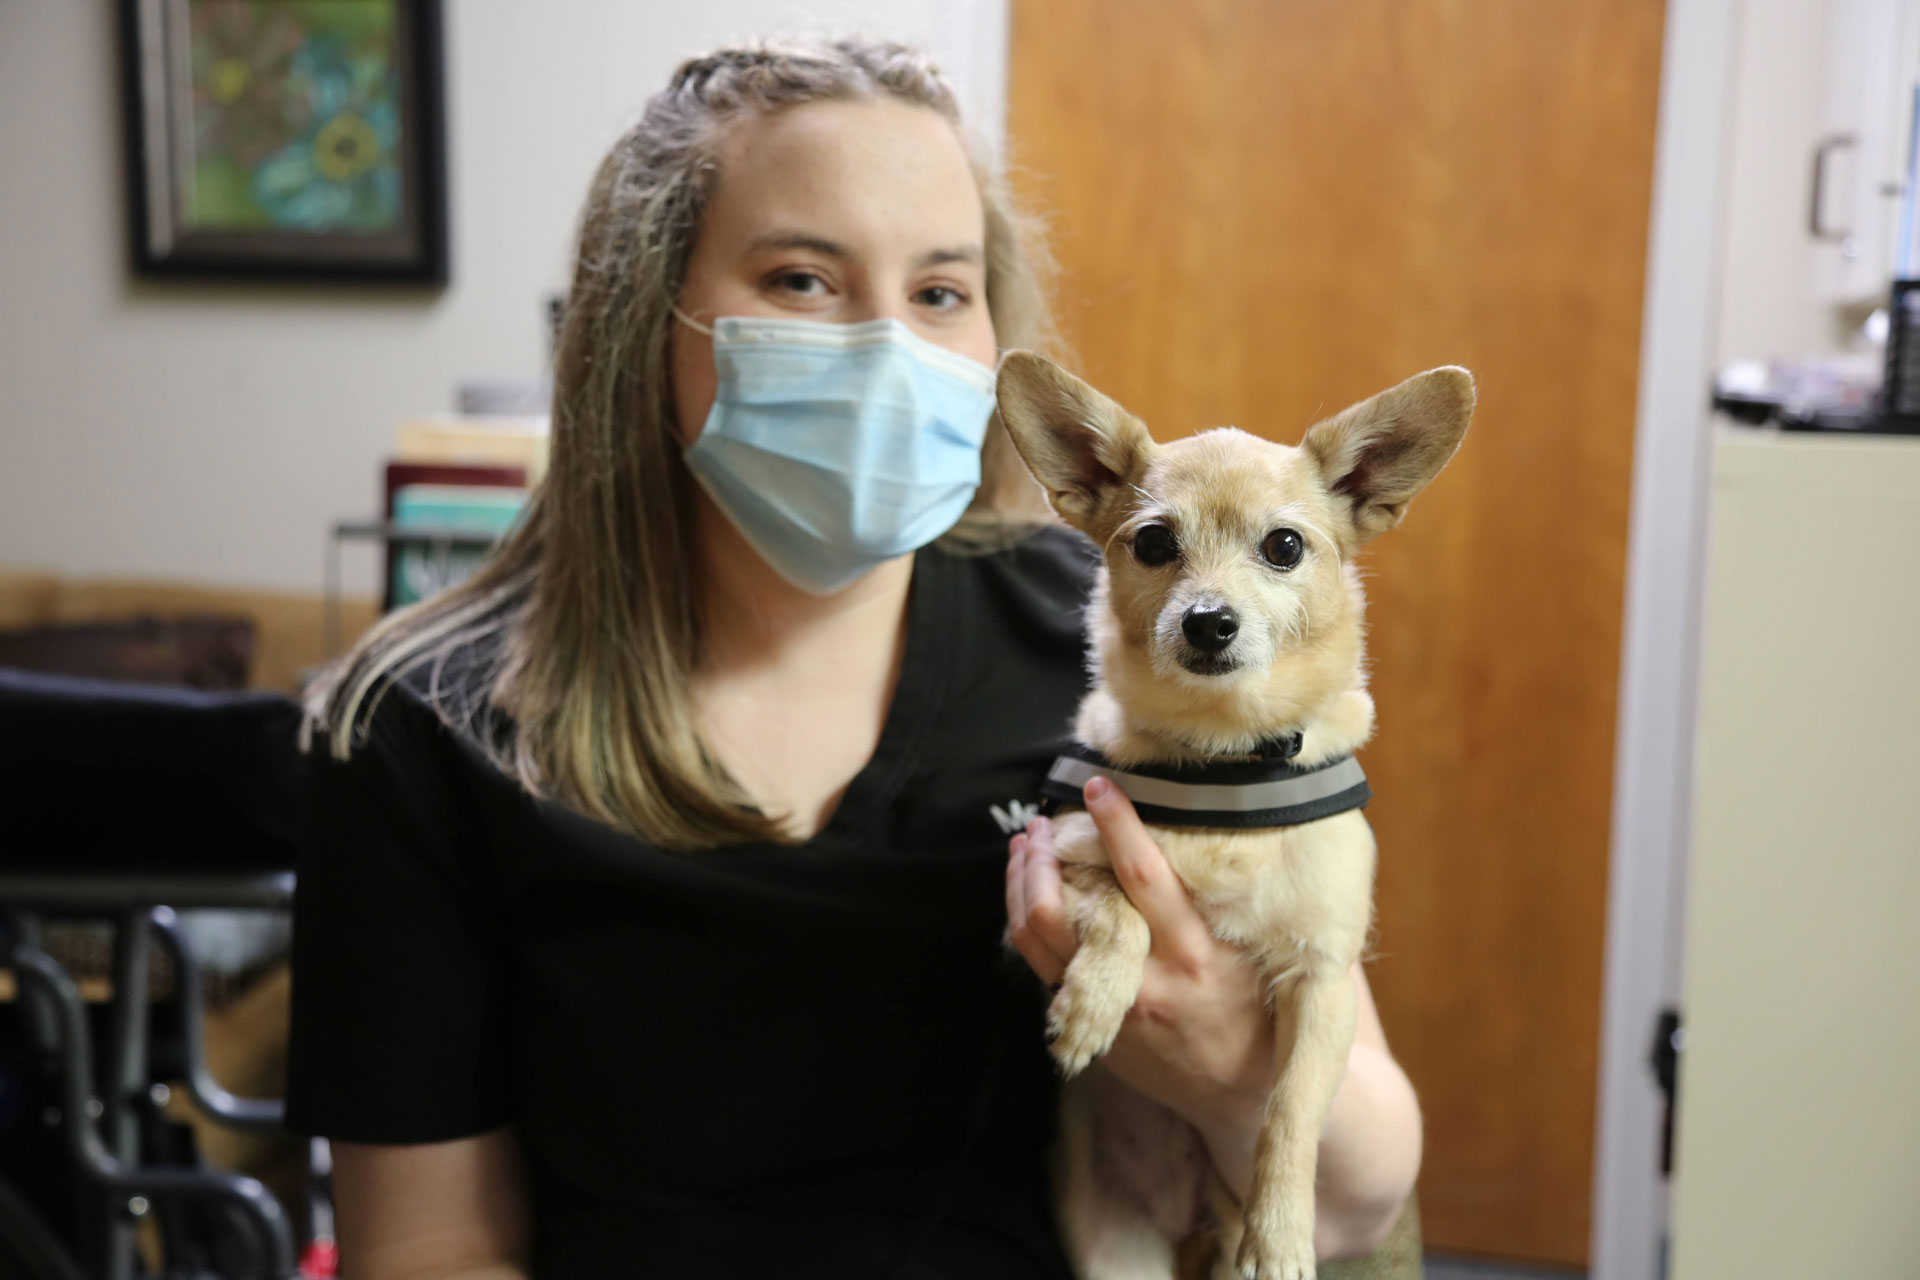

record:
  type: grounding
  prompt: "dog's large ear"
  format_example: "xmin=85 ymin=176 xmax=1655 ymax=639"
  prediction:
xmin=1302 ymin=366 xmax=1475 ymax=544
xmin=995 ymin=350 xmax=1153 ymax=531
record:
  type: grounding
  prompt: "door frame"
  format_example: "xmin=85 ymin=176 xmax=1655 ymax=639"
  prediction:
xmin=1592 ymin=1 xmax=1736 ymax=1276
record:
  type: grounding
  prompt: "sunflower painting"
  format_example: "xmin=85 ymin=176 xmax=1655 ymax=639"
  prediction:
xmin=123 ymin=0 xmax=446 ymax=281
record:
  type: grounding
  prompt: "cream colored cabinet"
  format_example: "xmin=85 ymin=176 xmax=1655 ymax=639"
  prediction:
xmin=1669 ymin=427 xmax=1920 ymax=1276
xmin=1814 ymin=0 xmax=1920 ymax=301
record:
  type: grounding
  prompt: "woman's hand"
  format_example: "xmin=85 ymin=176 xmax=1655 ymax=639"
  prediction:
xmin=1004 ymin=776 xmax=1422 ymax=1256
xmin=1004 ymin=776 xmax=1277 ymax=1133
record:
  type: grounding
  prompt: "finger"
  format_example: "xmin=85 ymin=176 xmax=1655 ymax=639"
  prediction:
xmin=1005 ymin=834 xmax=1029 ymax=931
xmin=1081 ymin=775 xmax=1214 ymax=960
xmin=1005 ymin=832 xmax=1069 ymax=984
xmin=1009 ymin=928 xmax=1067 ymax=987
xmin=1021 ymin=818 xmax=1078 ymax=969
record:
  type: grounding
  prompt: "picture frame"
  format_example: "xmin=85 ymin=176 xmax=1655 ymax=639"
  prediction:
xmin=119 ymin=0 xmax=447 ymax=283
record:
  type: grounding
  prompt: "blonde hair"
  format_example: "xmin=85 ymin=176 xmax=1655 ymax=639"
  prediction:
xmin=305 ymin=36 xmax=1059 ymax=849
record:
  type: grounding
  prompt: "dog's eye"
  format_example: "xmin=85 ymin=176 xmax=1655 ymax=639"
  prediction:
xmin=1132 ymin=524 xmax=1179 ymax=567
xmin=1261 ymin=527 xmax=1305 ymax=570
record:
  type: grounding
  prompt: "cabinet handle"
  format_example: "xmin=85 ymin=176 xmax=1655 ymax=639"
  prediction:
xmin=1809 ymin=133 xmax=1857 ymax=243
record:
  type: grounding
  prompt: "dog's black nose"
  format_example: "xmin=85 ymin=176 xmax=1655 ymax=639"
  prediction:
xmin=1181 ymin=605 xmax=1239 ymax=654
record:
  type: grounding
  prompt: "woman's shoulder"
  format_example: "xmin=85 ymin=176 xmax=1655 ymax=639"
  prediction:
xmin=928 ymin=521 xmax=1099 ymax=691
xmin=981 ymin=519 xmax=1101 ymax=586
xmin=391 ymin=631 xmax=503 ymax=733
xmin=906 ymin=523 xmax=1094 ymax=792
xmin=317 ymin=627 xmax=508 ymax=786
xmin=943 ymin=521 xmax=1100 ymax=637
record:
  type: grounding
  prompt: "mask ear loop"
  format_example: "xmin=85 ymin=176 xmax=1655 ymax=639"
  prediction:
xmin=671 ymin=305 xmax=715 ymax=336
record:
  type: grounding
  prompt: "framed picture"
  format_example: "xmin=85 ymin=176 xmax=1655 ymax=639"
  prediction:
xmin=119 ymin=0 xmax=447 ymax=283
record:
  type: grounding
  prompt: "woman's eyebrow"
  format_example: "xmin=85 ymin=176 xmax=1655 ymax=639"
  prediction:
xmin=747 ymin=230 xmax=849 ymax=258
xmin=912 ymin=244 xmax=984 ymax=269
xmin=743 ymin=231 xmax=983 ymax=270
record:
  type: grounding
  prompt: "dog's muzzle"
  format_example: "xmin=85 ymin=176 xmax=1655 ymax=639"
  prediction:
xmin=1178 ymin=651 xmax=1241 ymax=676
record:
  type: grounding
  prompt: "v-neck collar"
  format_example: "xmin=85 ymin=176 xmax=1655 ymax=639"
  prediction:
xmin=801 ymin=543 xmax=957 ymax=853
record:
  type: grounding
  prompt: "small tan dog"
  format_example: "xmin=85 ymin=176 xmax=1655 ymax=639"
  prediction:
xmin=995 ymin=352 xmax=1474 ymax=1280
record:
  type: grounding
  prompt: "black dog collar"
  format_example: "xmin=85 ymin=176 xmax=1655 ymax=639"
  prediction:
xmin=1039 ymin=740 xmax=1371 ymax=830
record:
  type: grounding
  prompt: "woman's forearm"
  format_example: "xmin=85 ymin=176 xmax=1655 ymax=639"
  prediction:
xmin=1008 ymin=812 xmax=1422 ymax=1257
xmin=333 ymin=1131 xmax=531 ymax=1280
xmin=1197 ymin=1039 xmax=1423 ymax=1259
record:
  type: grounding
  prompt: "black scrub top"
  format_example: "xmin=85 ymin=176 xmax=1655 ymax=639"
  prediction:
xmin=284 ymin=526 xmax=1098 ymax=1279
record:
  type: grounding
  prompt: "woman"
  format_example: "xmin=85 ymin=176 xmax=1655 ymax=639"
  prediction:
xmin=287 ymin=37 xmax=1420 ymax=1279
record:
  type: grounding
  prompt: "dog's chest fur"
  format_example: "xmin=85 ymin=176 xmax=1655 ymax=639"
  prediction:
xmin=1049 ymin=808 xmax=1375 ymax=984
xmin=1049 ymin=685 xmax=1380 ymax=981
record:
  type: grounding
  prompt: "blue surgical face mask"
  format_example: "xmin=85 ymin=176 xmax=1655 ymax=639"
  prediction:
xmin=674 ymin=310 xmax=998 ymax=595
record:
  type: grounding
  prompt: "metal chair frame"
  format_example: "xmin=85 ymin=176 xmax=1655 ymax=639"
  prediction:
xmin=1 ymin=874 xmax=302 ymax=1280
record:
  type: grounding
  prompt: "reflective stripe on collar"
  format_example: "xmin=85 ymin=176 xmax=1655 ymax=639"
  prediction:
xmin=1038 ymin=742 xmax=1371 ymax=830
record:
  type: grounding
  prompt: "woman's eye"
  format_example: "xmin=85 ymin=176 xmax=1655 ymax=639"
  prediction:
xmin=769 ymin=270 xmax=828 ymax=297
xmin=1261 ymin=527 xmax=1305 ymax=570
xmin=913 ymin=284 xmax=968 ymax=311
xmin=1132 ymin=524 xmax=1179 ymax=567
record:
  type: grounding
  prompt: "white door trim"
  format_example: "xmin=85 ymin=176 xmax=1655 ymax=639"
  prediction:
xmin=934 ymin=0 xmax=1010 ymax=154
xmin=1591 ymin=2 xmax=1737 ymax=1276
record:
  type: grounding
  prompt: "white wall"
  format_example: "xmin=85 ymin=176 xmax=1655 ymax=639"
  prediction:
xmin=0 ymin=0 xmax=1006 ymax=597
xmin=1713 ymin=0 xmax=1843 ymax=366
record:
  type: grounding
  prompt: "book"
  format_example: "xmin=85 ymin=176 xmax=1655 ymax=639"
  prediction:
xmin=393 ymin=413 xmax=550 ymax=481
xmin=381 ymin=462 xmax=527 ymax=611
xmin=389 ymin=484 xmax=528 ymax=608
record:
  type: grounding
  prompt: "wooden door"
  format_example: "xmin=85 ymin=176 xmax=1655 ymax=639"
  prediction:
xmin=1008 ymin=1 xmax=1665 ymax=1264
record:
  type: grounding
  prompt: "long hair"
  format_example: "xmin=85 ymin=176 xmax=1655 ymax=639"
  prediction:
xmin=304 ymin=36 xmax=1059 ymax=849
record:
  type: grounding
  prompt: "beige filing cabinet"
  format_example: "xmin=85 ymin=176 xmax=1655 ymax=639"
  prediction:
xmin=1670 ymin=427 xmax=1920 ymax=1277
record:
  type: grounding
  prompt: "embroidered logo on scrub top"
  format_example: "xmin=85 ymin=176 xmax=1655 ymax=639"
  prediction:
xmin=989 ymin=799 xmax=1041 ymax=835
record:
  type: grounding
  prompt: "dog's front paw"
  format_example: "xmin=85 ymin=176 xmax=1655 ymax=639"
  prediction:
xmin=1234 ymin=1230 xmax=1314 ymax=1280
xmin=1046 ymin=980 xmax=1128 ymax=1077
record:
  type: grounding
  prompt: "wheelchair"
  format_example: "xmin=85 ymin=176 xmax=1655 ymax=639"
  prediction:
xmin=0 ymin=669 xmax=331 ymax=1279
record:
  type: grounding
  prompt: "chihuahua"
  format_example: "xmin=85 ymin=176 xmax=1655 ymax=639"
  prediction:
xmin=995 ymin=352 xmax=1474 ymax=1280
